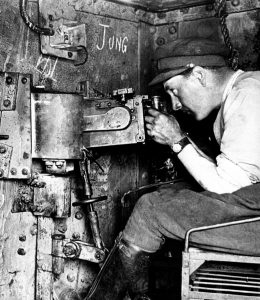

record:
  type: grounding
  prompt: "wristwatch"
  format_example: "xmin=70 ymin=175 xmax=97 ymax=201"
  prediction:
xmin=171 ymin=136 xmax=191 ymax=154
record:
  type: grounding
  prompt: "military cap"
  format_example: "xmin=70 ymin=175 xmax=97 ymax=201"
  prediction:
xmin=149 ymin=38 xmax=228 ymax=86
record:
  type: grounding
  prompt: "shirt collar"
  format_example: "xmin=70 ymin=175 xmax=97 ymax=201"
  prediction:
xmin=222 ymin=69 xmax=244 ymax=102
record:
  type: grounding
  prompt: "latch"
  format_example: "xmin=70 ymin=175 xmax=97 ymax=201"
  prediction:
xmin=52 ymin=236 xmax=106 ymax=266
xmin=84 ymin=106 xmax=132 ymax=132
xmin=20 ymin=0 xmax=87 ymax=63
xmin=83 ymin=95 xmax=146 ymax=148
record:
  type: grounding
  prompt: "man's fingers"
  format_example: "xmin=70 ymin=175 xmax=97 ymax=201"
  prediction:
xmin=147 ymin=108 xmax=160 ymax=117
xmin=144 ymin=116 xmax=155 ymax=124
xmin=145 ymin=123 xmax=153 ymax=130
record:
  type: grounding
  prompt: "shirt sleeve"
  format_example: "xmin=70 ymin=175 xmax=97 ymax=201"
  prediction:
xmin=216 ymin=86 xmax=260 ymax=189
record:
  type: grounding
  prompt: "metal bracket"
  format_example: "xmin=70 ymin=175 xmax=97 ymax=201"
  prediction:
xmin=52 ymin=237 xmax=106 ymax=264
xmin=0 ymin=72 xmax=31 ymax=179
xmin=63 ymin=240 xmax=106 ymax=263
xmin=41 ymin=24 xmax=87 ymax=61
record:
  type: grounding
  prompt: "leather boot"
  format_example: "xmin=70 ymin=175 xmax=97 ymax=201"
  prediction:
xmin=85 ymin=234 xmax=151 ymax=300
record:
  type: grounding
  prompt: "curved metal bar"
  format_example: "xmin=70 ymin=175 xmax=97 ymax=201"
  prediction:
xmin=72 ymin=196 xmax=108 ymax=206
xmin=184 ymin=216 xmax=260 ymax=252
xmin=20 ymin=0 xmax=54 ymax=36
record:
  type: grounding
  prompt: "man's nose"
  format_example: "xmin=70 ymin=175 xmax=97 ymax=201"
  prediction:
xmin=171 ymin=96 xmax=182 ymax=111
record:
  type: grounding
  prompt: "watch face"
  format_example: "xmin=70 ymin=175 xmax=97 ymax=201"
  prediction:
xmin=172 ymin=143 xmax=182 ymax=153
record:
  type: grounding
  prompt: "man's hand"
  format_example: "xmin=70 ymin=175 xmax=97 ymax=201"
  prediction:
xmin=145 ymin=108 xmax=185 ymax=145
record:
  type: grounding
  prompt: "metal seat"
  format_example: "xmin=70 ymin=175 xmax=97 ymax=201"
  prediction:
xmin=181 ymin=216 xmax=260 ymax=300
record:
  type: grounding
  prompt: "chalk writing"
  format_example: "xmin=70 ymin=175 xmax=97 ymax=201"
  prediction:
xmin=96 ymin=24 xmax=129 ymax=53
xmin=34 ymin=55 xmax=58 ymax=81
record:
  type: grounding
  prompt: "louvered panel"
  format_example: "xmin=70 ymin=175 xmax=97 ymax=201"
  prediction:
xmin=191 ymin=268 xmax=260 ymax=297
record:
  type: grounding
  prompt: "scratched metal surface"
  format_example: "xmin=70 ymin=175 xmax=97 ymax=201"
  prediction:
xmin=39 ymin=0 xmax=140 ymax=94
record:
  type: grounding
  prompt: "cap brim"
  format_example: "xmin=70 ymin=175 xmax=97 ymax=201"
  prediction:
xmin=148 ymin=67 xmax=187 ymax=86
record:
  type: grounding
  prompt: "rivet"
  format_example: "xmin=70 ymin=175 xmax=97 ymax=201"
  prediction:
xmin=135 ymin=102 xmax=139 ymax=106
xmin=68 ymin=52 xmax=73 ymax=58
xmin=19 ymin=235 xmax=26 ymax=242
xmin=72 ymin=232 xmax=80 ymax=240
xmin=75 ymin=211 xmax=83 ymax=220
xmin=10 ymin=168 xmax=17 ymax=175
xmin=6 ymin=76 xmax=13 ymax=84
xmin=168 ymin=25 xmax=177 ymax=35
xmin=67 ymin=274 xmax=76 ymax=282
xmin=157 ymin=12 xmax=166 ymax=19
xmin=231 ymin=0 xmax=240 ymax=6
xmin=0 ymin=146 xmax=6 ymax=154
xmin=3 ymin=100 xmax=11 ymax=107
xmin=17 ymin=248 xmax=26 ymax=255
xmin=23 ymin=152 xmax=29 ymax=159
xmin=156 ymin=37 xmax=166 ymax=46
xmin=149 ymin=27 xmax=157 ymax=35
xmin=22 ymin=168 xmax=28 ymax=175
xmin=21 ymin=77 xmax=27 ymax=84
xmin=148 ymin=13 xmax=155 ymax=20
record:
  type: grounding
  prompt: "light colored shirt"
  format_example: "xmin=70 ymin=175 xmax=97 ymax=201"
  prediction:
xmin=214 ymin=70 xmax=260 ymax=189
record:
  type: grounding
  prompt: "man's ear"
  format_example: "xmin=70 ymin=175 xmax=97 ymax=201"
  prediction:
xmin=191 ymin=66 xmax=206 ymax=87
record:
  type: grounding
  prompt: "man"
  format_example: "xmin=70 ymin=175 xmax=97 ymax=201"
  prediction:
xmin=86 ymin=39 xmax=260 ymax=300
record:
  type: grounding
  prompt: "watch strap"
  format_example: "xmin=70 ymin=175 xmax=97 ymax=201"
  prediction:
xmin=172 ymin=136 xmax=191 ymax=154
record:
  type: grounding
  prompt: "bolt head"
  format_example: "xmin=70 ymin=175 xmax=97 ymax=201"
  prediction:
xmin=6 ymin=76 xmax=13 ymax=84
xmin=19 ymin=235 xmax=26 ymax=242
xmin=22 ymin=168 xmax=28 ymax=175
xmin=63 ymin=244 xmax=77 ymax=257
xmin=3 ymin=100 xmax=11 ymax=107
xmin=168 ymin=25 xmax=177 ymax=35
xmin=67 ymin=274 xmax=76 ymax=282
xmin=0 ymin=146 xmax=6 ymax=154
xmin=17 ymin=248 xmax=26 ymax=255
xmin=75 ymin=211 xmax=83 ymax=220
xmin=156 ymin=37 xmax=166 ymax=46
xmin=72 ymin=232 xmax=80 ymax=240
xmin=231 ymin=0 xmax=240 ymax=6
xmin=11 ymin=168 xmax=17 ymax=175
xmin=68 ymin=52 xmax=73 ymax=58
xmin=21 ymin=77 xmax=27 ymax=84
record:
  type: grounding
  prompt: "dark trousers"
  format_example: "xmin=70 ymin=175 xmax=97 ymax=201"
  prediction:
xmin=122 ymin=182 xmax=260 ymax=255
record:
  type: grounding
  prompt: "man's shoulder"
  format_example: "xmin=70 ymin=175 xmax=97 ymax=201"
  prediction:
xmin=234 ymin=70 xmax=260 ymax=92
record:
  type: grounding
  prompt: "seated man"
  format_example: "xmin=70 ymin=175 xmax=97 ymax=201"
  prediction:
xmin=86 ymin=39 xmax=260 ymax=300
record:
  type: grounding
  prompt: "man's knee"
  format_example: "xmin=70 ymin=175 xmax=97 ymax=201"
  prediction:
xmin=133 ymin=191 xmax=159 ymax=215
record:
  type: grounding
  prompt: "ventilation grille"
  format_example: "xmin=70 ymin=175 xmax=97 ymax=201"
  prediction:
xmin=190 ymin=267 xmax=260 ymax=297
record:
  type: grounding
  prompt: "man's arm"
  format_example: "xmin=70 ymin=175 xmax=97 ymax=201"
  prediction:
xmin=177 ymin=143 xmax=241 ymax=193
xmin=145 ymin=109 xmax=247 ymax=194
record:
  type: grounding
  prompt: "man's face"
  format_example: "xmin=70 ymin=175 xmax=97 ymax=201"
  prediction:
xmin=163 ymin=70 xmax=212 ymax=121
